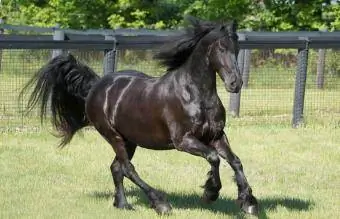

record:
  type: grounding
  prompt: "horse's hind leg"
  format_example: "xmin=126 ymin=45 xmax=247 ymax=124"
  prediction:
xmin=95 ymin=125 xmax=135 ymax=210
xmin=98 ymin=127 xmax=172 ymax=215
xmin=110 ymin=142 xmax=136 ymax=210
xmin=212 ymin=133 xmax=258 ymax=215
xmin=121 ymin=158 xmax=172 ymax=215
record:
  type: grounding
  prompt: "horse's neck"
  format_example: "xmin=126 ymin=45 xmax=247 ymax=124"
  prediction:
xmin=177 ymin=50 xmax=217 ymax=95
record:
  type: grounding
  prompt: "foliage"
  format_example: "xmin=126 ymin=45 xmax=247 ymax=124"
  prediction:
xmin=1 ymin=0 xmax=340 ymax=31
xmin=1 ymin=0 xmax=115 ymax=28
xmin=183 ymin=0 xmax=252 ymax=24
xmin=324 ymin=1 xmax=340 ymax=30
xmin=243 ymin=0 xmax=328 ymax=31
xmin=107 ymin=0 xmax=185 ymax=29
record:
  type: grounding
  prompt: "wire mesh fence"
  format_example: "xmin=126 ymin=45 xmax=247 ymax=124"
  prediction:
xmin=0 ymin=49 xmax=47 ymax=131
xmin=0 ymin=49 xmax=105 ymax=131
xmin=238 ymin=49 xmax=296 ymax=125
xmin=116 ymin=49 xmax=165 ymax=76
xmin=237 ymin=48 xmax=340 ymax=126
xmin=305 ymin=49 xmax=340 ymax=127
xmin=0 ymin=47 xmax=339 ymax=131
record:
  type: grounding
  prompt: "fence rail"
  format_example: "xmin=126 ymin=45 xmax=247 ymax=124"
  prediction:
xmin=0 ymin=23 xmax=340 ymax=129
xmin=2 ymin=33 xmax=340 ymax=49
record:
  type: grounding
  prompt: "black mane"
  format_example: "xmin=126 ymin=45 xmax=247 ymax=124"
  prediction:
xmin=154 ymin=17 xmax=218 ymax=71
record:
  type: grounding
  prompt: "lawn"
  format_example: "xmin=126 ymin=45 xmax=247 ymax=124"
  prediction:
xmin=1 ymin=122 xmax=339 ymax=219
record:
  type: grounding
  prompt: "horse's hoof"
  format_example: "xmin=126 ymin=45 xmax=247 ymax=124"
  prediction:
xmin=202 ymin=189 xmax=219 ymax=204
xmin=242 ymin=204 xmax=258 ymax=216
xmin=154 ymin=202 xmax=172 ymax=215
xmin=201 ymin=196 xmax=213 ymax=204
xmin=237 ymin=195 xmax=259 ymax=216
xmin=114 ymin=202 xmax=135 ymax=210
xmin=123 ymin=204 xmax=135 ymax=211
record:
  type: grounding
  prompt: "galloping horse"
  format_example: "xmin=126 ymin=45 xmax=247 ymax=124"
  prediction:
xmin=21 ymin=17 xmax=258 ymax=215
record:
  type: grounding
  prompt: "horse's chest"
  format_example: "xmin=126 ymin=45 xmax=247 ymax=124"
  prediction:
xmin=186 ymin=101 xmax=225 ymax=140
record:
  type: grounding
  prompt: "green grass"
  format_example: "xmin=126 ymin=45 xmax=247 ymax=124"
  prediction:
xmin=1 ymin=124 xmax=339 ymax=218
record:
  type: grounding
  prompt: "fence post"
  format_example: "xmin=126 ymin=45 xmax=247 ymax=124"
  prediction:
xmin=292 ymin=38 xmax=310 ymax=128
xmin=52 ymin=24 xmax=65 ymax=58
xmin=0 ymin=18 xmax=4 ymax=73
xmin=229 ymin=33 xmax=246 ymax=117
xmin=103 ymin=35 xmax=117 ymax=75
xmin=316 ymin=29 xmax=327 ymax=89
xmin=242 ymin=29 xmax=252 ymax=88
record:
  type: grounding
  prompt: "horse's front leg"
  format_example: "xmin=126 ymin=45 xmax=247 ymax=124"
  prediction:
xmin=175 ymin=132 xmax=222 ymax=203
xmin=211 ymin=133 xmax=259 ymax=215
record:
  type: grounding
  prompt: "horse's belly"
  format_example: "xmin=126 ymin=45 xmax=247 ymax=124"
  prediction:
xmin=117 ymin=121 xmax=173 ymax=149
xmin=114 ymin=104 xmax=173 ymax=149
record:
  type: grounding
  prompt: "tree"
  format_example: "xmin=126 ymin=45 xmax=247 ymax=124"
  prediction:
xmin=1 ymin=0 xmax=115 ymax=28
xmin=183 ymin=0 xmax=252 ymax=25
xmin=1 ymin=0 xmax=340 ymax=31
xmin=244 ymin=0 xmax=335 ymax=31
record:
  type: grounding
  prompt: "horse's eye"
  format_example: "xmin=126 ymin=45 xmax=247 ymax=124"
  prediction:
xmin=219 ymin=47 xmax=226 ymax=53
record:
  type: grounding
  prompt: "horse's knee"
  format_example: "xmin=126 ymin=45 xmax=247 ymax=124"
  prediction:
xmin=110 ymin=160 xmax=121 ymax=174
xmin=121 ymin=162 xmax=136 ymax=178
xmin=207 ymin=151 xmax=220 ymax=165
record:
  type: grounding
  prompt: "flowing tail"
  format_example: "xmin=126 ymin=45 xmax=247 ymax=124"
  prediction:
xmin=20 ymin=54 xmax=100 ymax=147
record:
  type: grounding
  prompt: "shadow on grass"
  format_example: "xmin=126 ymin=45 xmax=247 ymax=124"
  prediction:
xmin=89 ymin=189 xmax=314 ymax=218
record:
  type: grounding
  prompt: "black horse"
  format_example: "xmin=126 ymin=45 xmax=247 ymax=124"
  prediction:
xmin=21 ymin=17 xmax=258 ymax=215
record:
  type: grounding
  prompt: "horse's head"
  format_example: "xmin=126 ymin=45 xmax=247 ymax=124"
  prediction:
xmin=206 ymin=21 xmax=242 ymax=93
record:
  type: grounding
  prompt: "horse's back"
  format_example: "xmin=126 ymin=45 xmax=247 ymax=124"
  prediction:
xmin=114 ymin=69 xmax=153 ymax=79
xmin=85 ymin=70 xmax=148 ymax=124
xmin=87 ymin=69 xmax=152 ymax=104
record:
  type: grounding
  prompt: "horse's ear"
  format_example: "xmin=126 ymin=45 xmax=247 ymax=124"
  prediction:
xmin=184 ymin=15 xmax=204 ymax=34
xmin=185 ymin=15 xmax=218 ymax=35
xmin=184 ymin=15 xmax=201 ymax=28
xmin=229 ymin=20 xmax=238 ymax=33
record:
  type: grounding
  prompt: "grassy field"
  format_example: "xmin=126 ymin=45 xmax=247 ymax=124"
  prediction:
xmin=1 ymin=123 xmax=339 ymax=219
